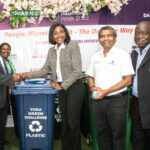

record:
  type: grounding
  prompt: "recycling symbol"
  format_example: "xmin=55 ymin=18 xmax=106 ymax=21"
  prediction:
xmin=29 ymin=120 xmax=43 ymax=132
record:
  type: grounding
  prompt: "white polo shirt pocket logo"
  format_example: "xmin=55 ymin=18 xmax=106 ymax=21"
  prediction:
xmin=106 ymin=59 xmax=118 ymax=73
xmin=108 ymin=60 xmax=116 ymax=65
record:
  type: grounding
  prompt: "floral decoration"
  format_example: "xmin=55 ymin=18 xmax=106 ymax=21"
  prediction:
xmin=0 ymin=0 xmax=131 ymax=29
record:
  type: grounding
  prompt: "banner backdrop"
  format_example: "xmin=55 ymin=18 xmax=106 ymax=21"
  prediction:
xmin=0 ymin=25 xmax=135 ymax=72
xmin=0 ymin=0 xmax=149 ymax=73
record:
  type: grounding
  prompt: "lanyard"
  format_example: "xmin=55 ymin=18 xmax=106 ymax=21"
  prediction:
xmin=5 ymin=59 xmax=16 ymax=75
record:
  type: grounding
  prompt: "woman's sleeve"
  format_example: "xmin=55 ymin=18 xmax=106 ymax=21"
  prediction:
xmin=28 ymin=49 xmax=51 ymax=79
xmin=0 ymin=73 xmax=13 ymax=86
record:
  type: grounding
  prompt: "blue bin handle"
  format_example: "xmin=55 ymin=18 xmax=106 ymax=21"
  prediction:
xmin=24 ymin=78 xmax=46 ymax=84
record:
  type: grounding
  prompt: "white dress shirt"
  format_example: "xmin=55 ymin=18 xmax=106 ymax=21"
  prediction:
xmin=54 ymin=43 xmax=65 ymax=82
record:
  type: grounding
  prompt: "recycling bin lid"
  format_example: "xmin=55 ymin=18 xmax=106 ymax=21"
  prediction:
xmin=12 ymin=78 xmax=59 ymax=95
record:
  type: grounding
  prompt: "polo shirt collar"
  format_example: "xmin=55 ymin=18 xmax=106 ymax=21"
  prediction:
xmin=100 ymin=44 xmax=117 ymax=57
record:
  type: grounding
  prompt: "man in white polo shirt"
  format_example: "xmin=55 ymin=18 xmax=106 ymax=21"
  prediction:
xmin=86 ymin=26 xmax=134 ymax=150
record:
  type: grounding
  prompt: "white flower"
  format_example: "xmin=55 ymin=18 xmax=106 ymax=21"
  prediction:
xmin=27 ymin=17 xmax=35 ymax=24
xmin=53 ymin=7 xmax=59 ymax=15
xmin=122 ymin=0 xmax=129 ymax=5
xmin=22 ymin=0 xmax=28 ymax=9
xmin=6 ymin=6 xmax=11 ymax=11
xmin=14 ymin=0 xmax=22 ymax=10
xmin=0 ymin=0 xmax=131 ymax=28
xmin=47 ymin=9 xmax=52 ymax=14
xmin=29 ymin=1 xmax=34 ymax=6
xmin=58 ymin=0 xmax=63 ymax=5
xmin=105 ymin=0 xmax=124 ymax=15
xmin=5 ymin=11 xmax=10 ymax=17
xmin=2 ymin=0 xmax=11 ymax=7
xmin=74 ymin=0 xmax=80 ymax=3
xmin=59 ymin=6 xmax=65 ymax=12
xmin=10 ymin=0 xmax=15 ymax=5
xmin=38 ymin=15 xmax=43 ymax=23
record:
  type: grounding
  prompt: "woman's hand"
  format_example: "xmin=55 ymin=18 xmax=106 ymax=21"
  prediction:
xmin=20 ymin=72 xmax=28 ymax=79
xmin=49 ymin=82 xmax=62 ymax=90
xmin=9 ymin=86 xmax=14 ymax=94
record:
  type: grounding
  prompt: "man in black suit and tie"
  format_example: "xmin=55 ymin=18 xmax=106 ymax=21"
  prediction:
xmin=131 ymin=21 xmax=150 ymax=150
xmin=0 ymin=55 xmax=20 ymax=150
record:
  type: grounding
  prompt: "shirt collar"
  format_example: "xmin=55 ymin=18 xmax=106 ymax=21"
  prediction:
xmin=54 ymin=43 xmax=65 ymax=50
xmin=135 ymin=43 xmax=150 ymax=55
xmin=100 ymin=44 xmax=117 ymax=57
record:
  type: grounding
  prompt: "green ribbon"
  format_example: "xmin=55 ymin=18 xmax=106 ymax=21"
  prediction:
xmin=89 ymin=92 xmax=99 ymax=150
xmin=86 ymin=79 xmax=99 ymax=150
xmin=125 ymin=86 xmax=131 ymax=150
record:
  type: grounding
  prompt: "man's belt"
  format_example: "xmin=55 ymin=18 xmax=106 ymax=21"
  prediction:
xmin=103 ymin=91 xmax=128 ymax=99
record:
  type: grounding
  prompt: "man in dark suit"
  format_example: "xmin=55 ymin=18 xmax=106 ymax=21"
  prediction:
xmin=131 ymin=21 xmax=150 ymax=150
xmin=0 ymin=55 xmax=20 ymax=150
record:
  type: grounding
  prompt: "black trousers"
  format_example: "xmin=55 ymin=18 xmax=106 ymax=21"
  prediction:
xmin=0 ymin=95 xmax=9 ymax=150
xmin=93 ymin=94 xmax=128 ymax=150
xmin=131 ymin=97 xmax=150 ymax=150
xmin=10 ymin=95 xmax=18 ymax=137
xmin=59 ymin=79 xmax=85 ymax=150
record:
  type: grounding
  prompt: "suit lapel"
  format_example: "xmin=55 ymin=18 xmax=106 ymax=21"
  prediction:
xmin=60 ymin=46 xmax=66 ymax=65
xmin=0 ymin=56 xmax=7 ymax=74
xmin=0 ymin=62 xmax=4 ymax=74
xmin=3 ymin=60 xmax=9 ymax=74
xmin=131 ymin=51 xmax=138 ymax=71
xmin=51 ymin=47 xmax=57 ymax=74
xmin=0 ymin=61 xmax=3 ymax=68
xmin=139 ymin=48 xmax=150 ymax=69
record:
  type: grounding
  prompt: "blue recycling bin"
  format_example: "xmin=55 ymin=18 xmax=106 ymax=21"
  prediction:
xmin=12 ymin=79 xmax=59 ymax=150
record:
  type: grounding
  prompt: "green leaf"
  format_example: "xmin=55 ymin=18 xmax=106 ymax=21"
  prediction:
xmin=0 ymin=13 xmax=5 ymax=22
xmin=19 ymin=17 xmax=27 ymax=27
xmin=101 ymin=1 xmax=106 ymax=8
xmin=27 ymin=5 xmax=30 ymax=10
xmin=7 ymin=17 xmax=19 ymax=29
xmin=86 ymin=5 xmax=94 ymax=13
xmin=11 ymin=5 xmax=17 ymax=10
